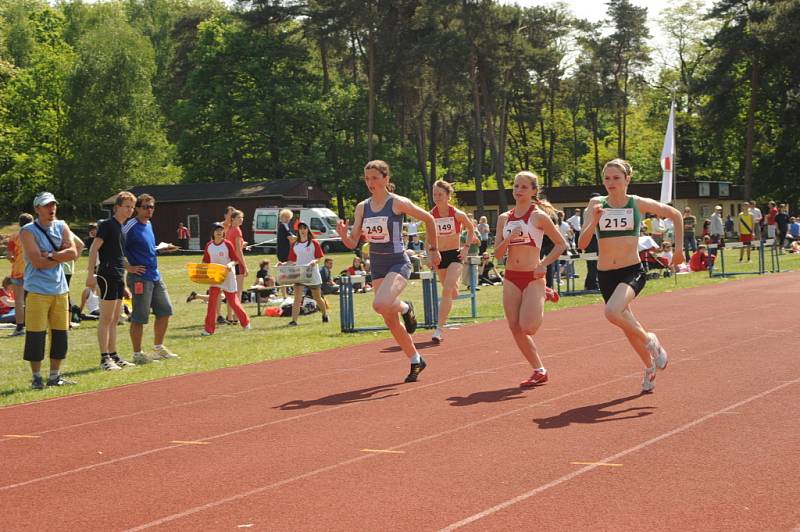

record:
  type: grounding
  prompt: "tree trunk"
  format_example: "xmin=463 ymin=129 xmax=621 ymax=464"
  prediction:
xmin=743 ymin=58 xmax=759 ymax=200
xmin=428 ymin=105 xmax=439 ymax=208
xmin=620 ymin=68 xmax=629 ymax=159
xmin=367 ymin=27 xmax=375 ymax=160
xmin=590 ymin=109 xmax=601 ymax=184
xmin=414 ymin=118 xmax=431 ymax=205
xmin=471 ymin=55 xmax=484 ymax=216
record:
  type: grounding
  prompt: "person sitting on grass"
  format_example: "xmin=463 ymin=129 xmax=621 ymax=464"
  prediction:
xmin=1 ymin=277 xmax=16 ymax=324
xmin=320 ymin=258 xmax=340 ymax=295
xmin=688 ymin=244 xmax=713 ymax=272
xmin=345 ymin=256 xmax=372 ymax=292
xmin=478 ymin=253 xmax=503 ymax=286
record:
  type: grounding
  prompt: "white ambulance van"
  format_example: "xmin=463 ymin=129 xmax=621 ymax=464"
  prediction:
xmin=251 ymin=206 xmax=345 ymax=252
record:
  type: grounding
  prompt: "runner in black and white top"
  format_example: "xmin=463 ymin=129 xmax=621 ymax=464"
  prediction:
xmin=85 ymin=191 xmax=137 ymax=371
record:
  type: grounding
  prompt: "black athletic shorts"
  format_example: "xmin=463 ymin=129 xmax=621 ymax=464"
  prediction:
xmin=96 ymin=273 xmax=126 ymax=301
xmin=597 ymin=263 xmax=646 ymax=303
xmin=438 ymin=249 xmax=463 ymax=270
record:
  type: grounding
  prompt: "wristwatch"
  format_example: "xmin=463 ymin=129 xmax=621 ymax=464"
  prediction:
xmin=47 ymin=251 xmax=54 ymax=261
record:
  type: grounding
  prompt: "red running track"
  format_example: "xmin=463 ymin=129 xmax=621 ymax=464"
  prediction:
xmin=1 ymin=272 xmax=799 ymax=531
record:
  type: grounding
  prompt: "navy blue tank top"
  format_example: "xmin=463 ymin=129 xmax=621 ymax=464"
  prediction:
xmin=362 ymin=195 xmax=405 ymax=254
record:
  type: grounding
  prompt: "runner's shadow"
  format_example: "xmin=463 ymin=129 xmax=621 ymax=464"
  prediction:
xmin=447 ymin=387 xmax=526 ymax=407
xmin=275 ymin=383 xmax=402 ymax=410
xmin=533 ymin=394 xmax=655 ymax=429
xmin=380 ymin=341 xmax=438 ymax=353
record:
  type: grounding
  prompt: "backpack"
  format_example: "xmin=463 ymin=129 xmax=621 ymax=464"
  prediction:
xmin=279 ymin=296 xmax=318 ymax=317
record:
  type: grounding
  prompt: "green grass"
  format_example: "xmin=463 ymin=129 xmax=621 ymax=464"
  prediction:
xmin=2 ymin=249 xmax=798 ymax=407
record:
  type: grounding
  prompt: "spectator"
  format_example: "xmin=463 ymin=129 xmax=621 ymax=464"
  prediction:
xmin=766 ymin=200 xmax=778 ymax=241
xmin=1 ymin=277 xmax=16 ymax=323
xmin=749 ymin=200 xmax=763 ymax=241
xmin=776 ymin=204 xmax=790 ymax=250
xmin=651 ymin=214 xmax=665 ymax=245
xmin=62 ymin=231 xmax=85 ymax=327
xmin=478 ymin=252 xmax=503 ymax=285
xmin=84 ymin=222 xmax=98 ymax=254
xmin=476 ymin=215 xmax=491 ymax=254
xmin=123 ymin=193 xmax=180 ymax=363
xmin=200 ymin=222 xmax=250 ymax=336
xmin=682 ymin=206 xmax=697 ymax=254
xmin=176 ymin=222 xmax=190 ymax=250
xmin=787 ymin=216 xmax=800 ymax=245
xmin=738 ymin=203 xmax=755 ymax=262
xmin=566 ymin=208 xmax=582 ymax=248
xmin=320 ymin=258 xmax=340 ymax=295
xmin=709 ymin=205 xmax=724 ymax=245
xmin=5 ymin=212 xmax=33 ymax=336
xmin=286 ymin=222 xmax=329 ymax=326
xmin=689 ymin=245 xmax=711 ymax=272
xmin=345 ymin=256 xmax=371 ymax=292
xmin=659 ymin=241 xmax=676 ymax=276
xmin=19 ymin=192 xmax=78 ymax=389
xmin=662 ymin=214 xmax=675 ymax=243
xmin=724 ymin=215 xmax=735 ymax=238
xmin=407 ymin=234 xmax=423 ymax=251
xmin=86 ymin=191 xmax=137 ymax=371
xmin=254 ymin=259 xmax=276 ymax=293
xmin=225 ymin=209 xmax=248 ymax=323
xmin=77 ymin=286 xmax=101 ymax=320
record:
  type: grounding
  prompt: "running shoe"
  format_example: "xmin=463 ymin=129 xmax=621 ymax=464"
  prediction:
xmin=646 ymin=333 xmax=668 ymax=370
xmin=31 ymin=375 xmax=44 ymax=390
xmin=100 ymin=357 xmax=122 ymax=371
xmin=132 ymin=352 xmax=158 ymax=365
xmin=322 ymin=314 xmax=329 ymax=323
xmin=401 ymin=301 xmax=417 ymax=334
xmin=9 ymin=328 xmax=25 ymax=337
xmin=186 ymin=291 xmax=197 ymax=303
xmin=641 ymin=366 xmax=656 ymax=393
xmin=287 ymin=320 xmax=298 ymax=327
xmin=216 ymin=315 xmax=226 ymax=324
xmin=151 ymin=346 xmax=179 ymax=359
xmin=111 ymin=354 xmax=135 ymax=368
xmin=545 ymin=287 xmax=559 ymax=303
xmin=404 ymin=356 xmax=427 ymax=383
xmin=243 ymin=324 xmax=252 ymax=331
xmin=520 ymin=369 xmax=548 ymax=387
xmin=200 ymin=330 xmax=213 ymax=337
xmin=431 ymin=327 xmax=444 ymax=344
xmin=47 ymin=375 xmax=77 ymax=387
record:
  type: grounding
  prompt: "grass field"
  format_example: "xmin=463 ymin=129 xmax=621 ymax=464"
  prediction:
xmin=2 ymin=247 xmax=798 ymax=407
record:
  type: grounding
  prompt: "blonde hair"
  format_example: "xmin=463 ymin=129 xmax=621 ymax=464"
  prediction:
xmin=514 ymin=171 xmax=557 ymax=217
xmin=603 ymin=158 xmax=633 ymax=178
xmin=279 ymin=209 xmax=293 ymax=222
xmin=433 ymin=179 xmax=453 ymax=196
xmin=115 ymin=191 xmax=136 ymax=206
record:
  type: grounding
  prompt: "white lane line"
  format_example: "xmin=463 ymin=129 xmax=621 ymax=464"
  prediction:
xmin=439 ymin=378 xmax=800 ymax=531
xmin=570 ymin=462 xmax=622 ymax=467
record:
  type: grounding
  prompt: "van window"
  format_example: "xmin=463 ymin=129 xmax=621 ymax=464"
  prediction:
xmin=325 ymin=216 xmax=338 ymax=229
xmin=310 ymin=217 xmax=327 ymax=232
xmin=256 ymin=214 xmax=277 ymax=231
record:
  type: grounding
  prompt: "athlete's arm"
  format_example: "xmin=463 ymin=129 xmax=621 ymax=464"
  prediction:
xmin=493 ymin=213 xmax=512 ymax=261
xmin=577 ymin=199 xmax=603 ymax=251
xmin=85 ymin=237 xmax=104 ymax=288
xmin=336 ymin=202 xmax=365 ymax=249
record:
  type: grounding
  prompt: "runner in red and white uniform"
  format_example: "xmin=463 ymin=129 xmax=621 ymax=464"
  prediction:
xmin=429 ymin=180 xmax=476 ymax=344
xmin=494 ymin=171 xmax=567 ymax=387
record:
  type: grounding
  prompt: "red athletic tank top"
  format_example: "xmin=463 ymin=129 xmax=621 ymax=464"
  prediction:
xmin=431 ymin=205 xmax=461 ymax=237
xmin=504 ymin=205 xmax=543 ymax=248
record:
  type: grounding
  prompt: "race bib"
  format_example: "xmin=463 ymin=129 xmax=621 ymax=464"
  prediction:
xmin=600 ymin=208 xmax=634 ymax=232
xmin=504 ymin=219 xmax=530 ymax=245
xmin=435 ymin=217 xmax=456 ymax=236
xmin=362 ymin=216 xmax=390 ymax=243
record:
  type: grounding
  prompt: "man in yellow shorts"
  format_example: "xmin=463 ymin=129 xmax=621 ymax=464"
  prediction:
xmin=18 ymin=192 xmax=79 ymax=389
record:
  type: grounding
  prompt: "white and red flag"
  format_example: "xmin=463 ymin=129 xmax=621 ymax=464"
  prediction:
xmin=660 ymin=101 xmax=675 ymax=204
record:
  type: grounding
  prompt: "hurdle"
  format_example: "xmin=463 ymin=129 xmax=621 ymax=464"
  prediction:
xmin=553 ymin=252 xmax=601 ymax=297
xmin=339 ymin=273 xmax=440 ymax=333
xmin=709 ymin=239 xmax=780 ymax=277
xmin=425 ymin=256 xmax=480 ymax=326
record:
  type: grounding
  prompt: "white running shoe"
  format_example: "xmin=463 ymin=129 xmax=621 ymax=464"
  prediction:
xmin=432 ymin=328 xmax=444 ymax=344
xmin=132 ymin=352 xmax=157 ymax=365
xmin=200 ymin=330 xmax=213 ymax=337
xmin=641 ymin=366 xmax=656 ymax=393
xmin=100 ymin=357 xmax=122 ymax=371
xmin=647 ymin=333 xmax=668 ymax=369
xmin=243 ymin=324 xmax=252 ymax=331
xmin=151 ymin=346 xmax=179 ymax=359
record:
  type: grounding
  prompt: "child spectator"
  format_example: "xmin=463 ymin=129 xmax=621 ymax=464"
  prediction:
xmin=200 ymin=222 xmax=250 ymax=336
xmin=689 ymin=244 xmax=712 ymax=272
xmin=1 ymin=277 xmax=17 ymax=323
xmin=285 ymin=222 xmax=329 ymax=326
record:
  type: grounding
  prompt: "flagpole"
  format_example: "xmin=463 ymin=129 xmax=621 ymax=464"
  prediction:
xmin=671 ymin=94 xmax=676 ymax=205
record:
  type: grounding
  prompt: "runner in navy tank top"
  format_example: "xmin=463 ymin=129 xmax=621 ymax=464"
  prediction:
xmin=578 ymin=159 xmax=684 ymax=393
xmin=336 ymin=160 xmax=441 ymax=383
xmin=429 ymin=180 xmax=476 ymax=344
xmin=494 ymin=171 xmax=567 ymax=388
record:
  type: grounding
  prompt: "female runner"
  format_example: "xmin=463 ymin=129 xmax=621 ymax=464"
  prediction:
xmin=430 ymin=180 xmax=476 ymax=344
xmin=336 ymin=160 xmax=440 ymax=382
xmin=577 ymin=159 xmax=684 ymax=392
xmin=494 ymin=171 xmax=567 ymax=387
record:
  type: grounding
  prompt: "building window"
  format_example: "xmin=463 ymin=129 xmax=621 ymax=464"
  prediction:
xmin=698 ymin=182 xmax=710 ymax=197
xmin=718 ymin=183 xmax=730 ymax=197
xmin=700 ymin=205 xmax=713 ymax=218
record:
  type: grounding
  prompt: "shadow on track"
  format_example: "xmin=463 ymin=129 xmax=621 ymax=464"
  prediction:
xmin=275 ymin=383 xmax=402 ymax=410
xmin=446 ymin=387 xmax=527 ymax=407
xmin=533 ymin=394 xmax=655 ymax=429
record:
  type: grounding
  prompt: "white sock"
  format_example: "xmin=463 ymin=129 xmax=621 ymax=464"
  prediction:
xmin=536 ymin=367 xmax=546 ymax=373
xmin=399 ymin=301 xmax=409 ymax=314
xmin=410 ymin=353 xmax=421 ymax=364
